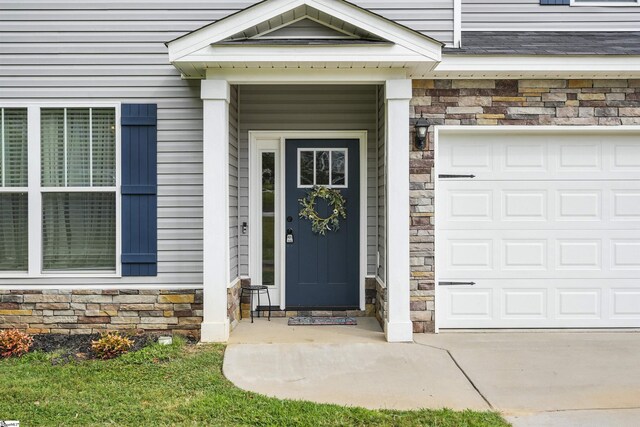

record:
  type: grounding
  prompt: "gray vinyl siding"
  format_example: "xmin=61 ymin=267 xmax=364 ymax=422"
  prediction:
xmin=0 ymin=2 xmax=206 ymax=287
xmin=229 ymin=85 xmax=239 ymax=281
xmin=463 ymin=0 xmax=640 ymax=31
xmin=0 ymin=1 xmax=454 ymax=45
xmin=377 ymin=86 xmax=386 ymax=283
xmin=238 ymin=85 xmax=379 ymax=278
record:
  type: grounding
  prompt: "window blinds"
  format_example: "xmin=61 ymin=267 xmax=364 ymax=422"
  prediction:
xmin=42 ymin=192 xmax=116 ymax=271
xmin=0 ymin=108 xmax=28 ymax=271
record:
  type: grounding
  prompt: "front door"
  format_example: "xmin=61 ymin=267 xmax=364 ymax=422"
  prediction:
xmin=285 ymin=139 xmax=359 ymax=309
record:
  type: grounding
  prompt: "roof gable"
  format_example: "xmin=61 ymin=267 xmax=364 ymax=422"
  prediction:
xmin=166 ymin=0 xmax=442 ymax=76
xmin=226 ymin=13 xmax=382 ymax=41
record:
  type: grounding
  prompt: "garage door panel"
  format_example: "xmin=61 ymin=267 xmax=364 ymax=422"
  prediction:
xmin=441 ymin=230 xmax=640 ymax=279
xmin=613 ymin=190 xmax=640 ymax=220
xmin=439 ymin=180 xmax=640 ymax=230
xmin=439 ymin=132 xmax=640 ymax=180
xmin=611 ymin=289 xmax=640 ymax=319
xmin=440 ymin=279 xmax=640 ymax=327
xmin=556 ymin=288 xmax=602 ymax=319
xmin=612 ymin=143 xmax=640 ymax=170
xmin=502 ymin=289 xmax=547 ymax=319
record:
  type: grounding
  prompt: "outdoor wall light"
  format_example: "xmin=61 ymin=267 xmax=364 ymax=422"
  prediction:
xmin=414 ymin=113 xmax=429 ymax=150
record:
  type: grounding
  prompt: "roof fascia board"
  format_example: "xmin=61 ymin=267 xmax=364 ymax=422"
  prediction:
xmin=167 ymin=0 xmax=442 ymax=62
xmin=438 ymin=54 xmax=640 ymax=72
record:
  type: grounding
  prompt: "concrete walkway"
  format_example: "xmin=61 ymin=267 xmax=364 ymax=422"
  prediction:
xmin=224 ymin=318 xmax=488 ymax=410
xmin=224 ymin=319 xmax=640 ymax=425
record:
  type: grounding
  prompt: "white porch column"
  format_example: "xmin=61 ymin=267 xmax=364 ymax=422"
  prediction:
xmin=385 ymin=79 xmax=413 ymax=342
xmin=201 ymin=80 xmax=231 ymax=342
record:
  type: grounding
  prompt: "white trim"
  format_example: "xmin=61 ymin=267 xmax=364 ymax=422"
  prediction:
xmin=201 ymin=80 xmax=232 ymax=342
xmin=433 ymin=125 xmax=640 ymax=333
xmin=1 ymin=109 xmax=4 ymax=188
xmin=463 ymin=27 xmax=640 ymax=31
xmin=432 ymin=55 xmax=640 ymax=79
xmin=28 ymin=106 xmax=41 ymax=277
xmin=248 ymin=130 xmax=368 ymax=311
xmin=384 ymin=79 xmax=413 ymax=342
xmin=0 ymin=103 xmax=121 ymax=279
xmin=0 ymin=284 xmax=203 ymax=291
xmin=248 ymin=136 xmax=282 ymax=306
xmin=570 ymin=0 xmax=639 ymax=6
xmin=430 ymin=55 xmax=640 ymax=79
xmin=453 ymin=0 xmax=462 ymax=48
xmin=228 ymin=277 xmax=240 ymax=289
xmin=205 ymin=68 xmax=408 ymax=84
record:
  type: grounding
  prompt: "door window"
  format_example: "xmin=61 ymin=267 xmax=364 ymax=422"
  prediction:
xmin=261 ymin=151 xmax=276 ymax=286
xmin=297 ymin=148 xmax=348 ymax=188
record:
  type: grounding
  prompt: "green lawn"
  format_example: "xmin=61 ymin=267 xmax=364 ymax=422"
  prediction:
xmin=0 ymin=339 xmax=509 ymax=427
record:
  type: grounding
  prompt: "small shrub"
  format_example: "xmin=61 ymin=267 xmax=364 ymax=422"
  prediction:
xmin=91 ymin=332 xmax=134 ymax=360
xmin=0 ymin=329 xmax=33 ymax=358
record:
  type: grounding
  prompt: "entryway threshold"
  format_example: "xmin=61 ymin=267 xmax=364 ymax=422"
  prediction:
xmin=228 ymin=317 xmax=385 ymax=345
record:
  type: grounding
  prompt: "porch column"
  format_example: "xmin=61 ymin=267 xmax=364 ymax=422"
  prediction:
xmin=200 ymin=80 xmax=231 ymax=342
xmin=384 ymin=79 xmax=413 ymax=342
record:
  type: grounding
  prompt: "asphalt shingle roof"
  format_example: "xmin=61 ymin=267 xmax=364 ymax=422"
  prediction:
xmin=444 ymin=32 xmax=640 ymax=55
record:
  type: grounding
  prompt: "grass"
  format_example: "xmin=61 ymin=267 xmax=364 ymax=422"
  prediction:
xmin=0 ymin=338 xmax=509 ymax=427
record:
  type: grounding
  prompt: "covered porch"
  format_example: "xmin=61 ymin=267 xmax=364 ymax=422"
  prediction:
xmin=165 ymin=0 xmax=443 ymax=343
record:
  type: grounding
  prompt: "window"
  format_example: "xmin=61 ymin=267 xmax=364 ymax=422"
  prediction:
xmin=0 ymin=108 xmax=28 ymax=271
xmin=40 ymin=108 xmax=117 ymax=272
xmin=261 ymin=152 xmax=276 ymax=286
xmin=298 ymin=148 xmax=347 ymax=188
xmin=0 ymin=105 xmax=119 ymax=276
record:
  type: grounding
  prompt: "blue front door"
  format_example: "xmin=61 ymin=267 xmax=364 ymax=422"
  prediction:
xmin=285 ymin=139 xmax=360 ymax=309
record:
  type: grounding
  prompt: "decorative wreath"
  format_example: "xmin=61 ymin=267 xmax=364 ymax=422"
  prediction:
xmin=299 ymin=186 xmax=347 ymax=235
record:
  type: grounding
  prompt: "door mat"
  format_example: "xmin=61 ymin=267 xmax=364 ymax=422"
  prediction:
xmin=288 ymin=316 xmax=357 ymax=326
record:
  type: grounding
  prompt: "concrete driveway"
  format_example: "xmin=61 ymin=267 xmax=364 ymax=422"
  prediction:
xmin=416 ymin=332 xmax=640 ymax=426
xmin=224 ymin=320 xmax=640 ymax=425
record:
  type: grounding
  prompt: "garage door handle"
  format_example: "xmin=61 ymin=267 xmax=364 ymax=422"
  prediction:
xmin=438 ymin=174 xmax=476 ymax=179
xmin=439 ymin=281 xmax=476 ymax=286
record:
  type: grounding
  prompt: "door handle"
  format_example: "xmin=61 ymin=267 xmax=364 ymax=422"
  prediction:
xmin=439 ymin=281 xmax=476 ymax=286
xmin=286 ymin=228 xmax=294 ymax=244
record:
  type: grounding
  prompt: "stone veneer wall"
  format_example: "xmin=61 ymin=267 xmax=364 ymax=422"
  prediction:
xmin=246 ymin=277 xmax=377 ymax=318
xmin=375 ymin=280 xmax=386 ymax=329
xmin=0 ymin=290 xmax=203 ymax=338
xmin=409 ymin=78 xmax=640 ymax=333
xmin=227 ymin=278 xmax=243 ymax=330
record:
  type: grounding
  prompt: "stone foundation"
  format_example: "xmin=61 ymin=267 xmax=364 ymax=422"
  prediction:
xmin=0 ymin=289 xmax=203 ymax=338
xmin=242 ymin=277 xmax=378 ymax=319
xmin=227 ymin=279 xmax=243 ymax=330
xmin=409 ymin=78 xmax=640 ymax=333
xmin=375 ymin=279 xmax=386 ymax=330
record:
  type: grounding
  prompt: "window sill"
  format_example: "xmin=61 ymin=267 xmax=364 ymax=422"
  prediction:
xmin=0 ymin=272 xmax=121 ymax=279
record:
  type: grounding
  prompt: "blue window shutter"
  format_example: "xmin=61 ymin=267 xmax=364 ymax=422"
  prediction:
xmin=540 ymin=0 xmax=570 ymax=4
xmin=121 ymin=104 xmax=157 ymax=276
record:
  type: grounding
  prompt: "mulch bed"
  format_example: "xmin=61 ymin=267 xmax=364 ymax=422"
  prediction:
xmin=31 ymin=333 xmax=158 ymax=363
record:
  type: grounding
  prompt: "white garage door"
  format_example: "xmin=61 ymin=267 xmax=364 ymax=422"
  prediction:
xmin=437 ymin=130 xmax=640 ymax=328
